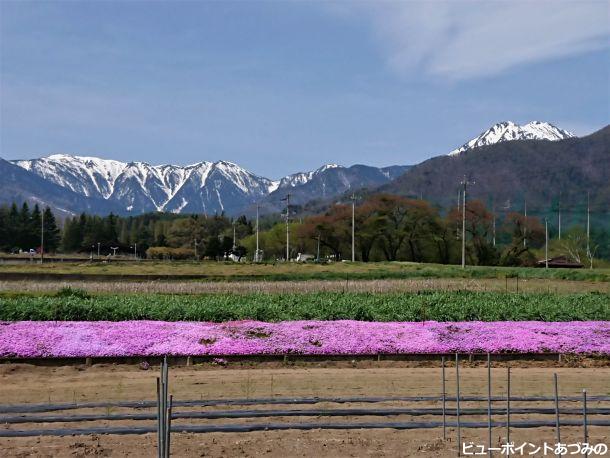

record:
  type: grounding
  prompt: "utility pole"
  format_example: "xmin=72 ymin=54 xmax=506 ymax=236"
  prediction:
xmin=316 ymin=233 xmax=321 ymax=262
xmin=587 ymin=192 xmax=593 ymax=269
xmin=545 ymin=218 xmax=549 ymax=269
xmin=255 ymin=204 xmax=260 ymax=262
xmin=282 ymin=194 xmax=291 ymax=261
xmin=586 ymin=192 xmax=590 ymax=257
xmin=40 ymin=208 xmax=44 ymax=264
xmin=97 ymin=242 xmax=101 ymax=259
xmin=456 ymin=190 xmax=461 ymax=240
xmin=460 ymin=176 xmax=474 ymax=269
xmin=523 ymin=200 xmax=527 ymax=248
xmin=232 ymin=221 xmax=237 ymax=251
xmin=350 ymin=194 xmax=356 ymax=262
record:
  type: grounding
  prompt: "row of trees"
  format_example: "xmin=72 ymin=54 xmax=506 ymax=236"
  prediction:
xmin=0 ymin=203 xmax=60 ymax=253
xmin=60 ymin=211 xmax=253 ymax=259
xmin=1 ymin=198 xmax=607 ymax=266
xmin=240 ymin=195 xmax=548 ymax=266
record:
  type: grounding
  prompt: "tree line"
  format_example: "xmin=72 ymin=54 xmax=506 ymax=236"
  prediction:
xmin=1 ymin=197 xmax=607 ymax=265
xmin=242 ymin=195 xmax=549 ymax=266
xmin=0 ymin=203 xmax=60 ymax=253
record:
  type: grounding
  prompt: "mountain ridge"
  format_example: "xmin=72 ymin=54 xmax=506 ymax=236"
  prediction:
xmin=7 ymin=154 xmax=409 ymax=216
xmin=448 ymin=121 xmax=574 ymax=156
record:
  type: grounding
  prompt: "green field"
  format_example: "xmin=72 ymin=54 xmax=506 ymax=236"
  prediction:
xmin=1 ymin=260 xmax=609 ymax=282
xmin=1 ymin=289 xmax=608 ymax=322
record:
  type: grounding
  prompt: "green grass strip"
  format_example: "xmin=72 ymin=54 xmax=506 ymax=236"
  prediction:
xmin=1 ymin=290 xmax=608 ymax=322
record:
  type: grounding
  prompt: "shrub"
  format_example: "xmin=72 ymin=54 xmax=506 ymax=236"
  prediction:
xmin=146 ymin=247 xmax=196 ymax=260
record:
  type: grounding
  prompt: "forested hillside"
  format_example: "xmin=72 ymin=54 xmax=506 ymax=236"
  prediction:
xmin=381 ymin=125 xmax=610 ymax=228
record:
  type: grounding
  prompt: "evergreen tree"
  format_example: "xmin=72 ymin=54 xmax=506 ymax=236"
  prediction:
xmin=7 ymin=203 xmax=19 ymax=251
xmin=61 ymin=216 xmax=85 ymax=252
xmin=0 ymin=206 xmax=8 ymax=251
xmin=42 ymin=207 xmax=61 ymax=252
xmin=17 ymin=202 xmax=31 ymax=250
xmin=82 ymin=215 xmax=104 ymax=249
xmin=155 ymin=233 xmax=168 ymax=247
xmin=102 ymin=213 xmax=119 ymax=245
xmin=204 ymin=235 xmax=222 ymax=260
xmin=30 ymin=204 xmax=42 ymax=250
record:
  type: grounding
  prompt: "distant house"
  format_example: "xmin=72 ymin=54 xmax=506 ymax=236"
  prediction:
xmin=296 ymin=253 xmax=314 ymax=262
xmin=536 ymin=256 xmax=583 ymax=269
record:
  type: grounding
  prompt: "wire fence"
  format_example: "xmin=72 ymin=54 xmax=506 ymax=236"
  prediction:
xmin=0 ymin=354 xmax=607 ymax=457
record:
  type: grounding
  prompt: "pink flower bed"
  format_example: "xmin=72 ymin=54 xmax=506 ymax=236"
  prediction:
xmin=0 ymin=320 xmax=608 ymax=358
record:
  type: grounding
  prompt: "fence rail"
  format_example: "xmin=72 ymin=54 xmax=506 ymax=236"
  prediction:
xmin=0 ymin=354 xmax=605 ymax=458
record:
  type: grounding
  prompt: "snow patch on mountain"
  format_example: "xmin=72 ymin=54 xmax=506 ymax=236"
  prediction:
xmin=14 ymin=154 xmax=126 ymax=198
xmin=276 ymin=164 xmax=342 ymax=189
xmin=448 ymin=121 xmax=574 ymax=156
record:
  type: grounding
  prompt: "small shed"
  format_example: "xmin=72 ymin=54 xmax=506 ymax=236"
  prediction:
xmin=536 ymin=255 xmax=583 ymax=269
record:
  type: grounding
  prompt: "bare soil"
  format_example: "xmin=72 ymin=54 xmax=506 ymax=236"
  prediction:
xmin=0 ymin=362 xmax=608 ymax=457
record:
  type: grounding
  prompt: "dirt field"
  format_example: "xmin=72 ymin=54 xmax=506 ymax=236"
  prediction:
xmin=0 ymin=362 xmax=608 ymax=457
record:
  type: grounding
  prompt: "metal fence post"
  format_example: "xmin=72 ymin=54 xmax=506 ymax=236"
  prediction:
xmin=157 ymin=377 xmax=162 ymax=458
xmin=582 ymin=389 xmax=588 ymax=458
xmin=157 ymin=356 xmax=171 ymax=458
xmin=487 ymin=353 xmax=492 ymax=457
xmin=506 ymin=366 xmax=511 ymax=446
xmin=554 ymin=373 xmax=561 ymax=457
xmin=165 ymin=394 xmax=173 ymax=458
xmin=456 ymin=353 xmax=461 ymax=457
xmin=442 ymin=356 xmax=447 ymax=440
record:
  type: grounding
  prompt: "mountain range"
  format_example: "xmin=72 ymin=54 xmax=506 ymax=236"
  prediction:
xmin=3 ymin=154 xmax=409 ymax=216
xmin=2 ymin=120 xmax=605 ymax=218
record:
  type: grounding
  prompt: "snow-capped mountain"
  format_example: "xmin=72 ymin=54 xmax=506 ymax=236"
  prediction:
xmin=448 ymin=121 xmax=574 ymax=156
xmin=12 ymin=155 xmax=277 ymax=215
xmin=275 ymin=164 xmax=341 ymax=189
xmin=9 ymin=155 xmax=408 ymax=216
xmin=262 ymin=163 xmax=410 ymax=211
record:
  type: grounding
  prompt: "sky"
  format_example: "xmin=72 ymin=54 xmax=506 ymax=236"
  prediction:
xmin=1 ymin=0 xmax=609 ymax=178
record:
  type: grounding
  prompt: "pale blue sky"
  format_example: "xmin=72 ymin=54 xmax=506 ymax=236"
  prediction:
xmin=1 ymin=0 xmax=608 ymax=178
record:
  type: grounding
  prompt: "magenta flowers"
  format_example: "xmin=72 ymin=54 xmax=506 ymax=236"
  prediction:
xmin=0 ymin=320 xmax=608 ymax=358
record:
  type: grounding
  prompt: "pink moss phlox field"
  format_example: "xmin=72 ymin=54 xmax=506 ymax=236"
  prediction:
xmin=0 ymin=320 xmax=608 ymax=358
